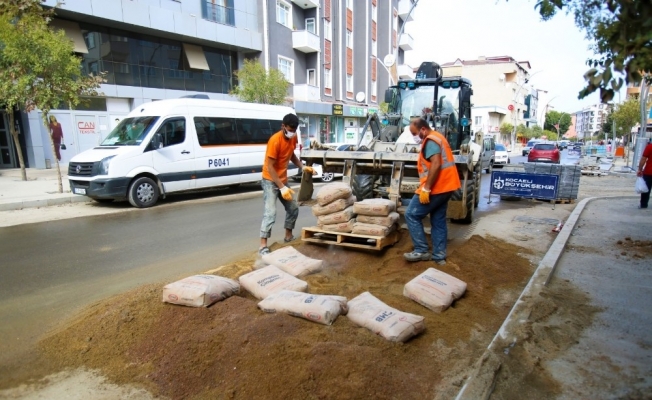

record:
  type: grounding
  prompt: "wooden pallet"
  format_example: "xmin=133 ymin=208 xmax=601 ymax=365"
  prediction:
xmin=301 ymin=226 xmax=400 ymax=251
xmin=581 ymin=169 xmax=608 ymax=176
xmin=552 ymin=198 xmax=576 ymax=204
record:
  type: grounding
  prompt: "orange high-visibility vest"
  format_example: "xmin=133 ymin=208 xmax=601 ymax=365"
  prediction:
xmin=416 ymin=131 xmax=461 ymax=195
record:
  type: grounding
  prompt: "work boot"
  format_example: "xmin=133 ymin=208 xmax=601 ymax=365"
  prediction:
xmin=404 ymin=251 xmax=431 ymax=262
xmin=433 ymin=259 xmax=446 ymax=266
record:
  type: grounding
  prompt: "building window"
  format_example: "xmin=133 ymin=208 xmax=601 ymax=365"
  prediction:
xmin=85 ymin=33 xmax=95 ymax=49
xmin=393 ymin=10 xmax=398 ymax=29
xmin=201 ymin=0 xmax=235 ymax=26
xmin=372 ymin=4 xmax=377 ymax=21
xmin=277 ymin=0 xmax=292 ymax=28
xmin=346 ymin=30 xmax=353 ymax=48
xmin=475 ymin=116 xmax=482 ymax=125
xmin=346 ymin=74 xmax=353 ymax=93
xmin=307 ymin=69 xmax=316 ymax=86
xmin=371 ymin=80 xmax=377 ymax=99
xmin=324 ymin=68 xmax=332 ymax=90
xmin=346 ymin=0 xmax=352 ymax=10
xmin=372 ymin=40 xmax=377 ymax=57
xmin=278 ymin=56 xmax=294 ymax=83
xmin=306 ymin=18 xmax=315 ymax=34
xmin=324 ymin=20 xmax=331 ymax=40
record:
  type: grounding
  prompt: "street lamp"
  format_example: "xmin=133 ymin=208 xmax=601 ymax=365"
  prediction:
xmin=510 ymin=70 xmax=542 ymax=151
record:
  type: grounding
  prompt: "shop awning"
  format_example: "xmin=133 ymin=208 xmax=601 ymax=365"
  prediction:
xmin=183 ymin=43 xmax=210 ymax=71
xmin=50 ymin=19 xmax=88 ymax=54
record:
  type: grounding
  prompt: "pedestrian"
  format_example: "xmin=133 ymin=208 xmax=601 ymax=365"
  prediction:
xmin=636 ymin=139 xmax=652 ymax=209
xmin=258 ymin=113 xmax=314 ymax=256
xmin=48 ymin=115 xmax=64 ymax=161
xmin=403 ymin=117 xmax=461 ymax=265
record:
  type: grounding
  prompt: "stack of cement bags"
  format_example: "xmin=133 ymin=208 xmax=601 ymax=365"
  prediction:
xmin=313 ymin=182 xmax=356 ymax=233
xmin=352 ymin=198 xmax=399 ymax=237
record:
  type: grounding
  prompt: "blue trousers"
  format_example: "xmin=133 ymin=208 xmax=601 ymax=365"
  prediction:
xmin=260 ymin=179 xmax=299 ymax=238
xmin=404 ymin=192 xmax=453 ymax=261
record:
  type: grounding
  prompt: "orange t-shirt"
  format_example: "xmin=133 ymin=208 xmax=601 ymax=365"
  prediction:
xmin=262 ymin=130 xmax=298 ymax=184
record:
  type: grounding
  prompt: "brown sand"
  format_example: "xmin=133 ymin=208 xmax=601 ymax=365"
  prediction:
xmin=38 ymin=232 xmax=535 ymax=400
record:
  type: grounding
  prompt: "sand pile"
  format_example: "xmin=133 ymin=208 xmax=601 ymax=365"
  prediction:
xmin=39 ymin=232 xmax=535 ymax=400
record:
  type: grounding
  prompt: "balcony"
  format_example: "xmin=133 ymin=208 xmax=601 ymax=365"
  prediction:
xmin=293 ymin=84 xmax=321 ymax=102
xmin=291 ymin=0 xmax=318 ymax=8
xmin=398 ymin=0 xmax=415 ymax=22
xmin=398 ymin=33 xmax=414 ymax=51
xmin=397 ymin=64 xmax=414 ymax=79
xmin=292 ymin=30 xmax=320 ymax=53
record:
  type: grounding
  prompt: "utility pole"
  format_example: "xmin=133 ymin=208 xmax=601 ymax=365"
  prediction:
xmin=632 ymin=76 xmax=650 ymax=169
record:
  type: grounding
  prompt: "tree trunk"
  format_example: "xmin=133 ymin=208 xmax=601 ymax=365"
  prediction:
xmin=42 ymin=113 xmax=64 ymax=193
xmin=7 ymin=111 xmax=27 ymax=181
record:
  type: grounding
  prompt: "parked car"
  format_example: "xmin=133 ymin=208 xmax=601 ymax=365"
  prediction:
xmin=522 ymin=139 xmax=542 ymax=156
xmin=527 ymin=142 xmax=561 ymax=163
xmin=493 ymin=144 xmax=510 ymax=168
xmin=558 ymin=140 xmax=570 ymax=150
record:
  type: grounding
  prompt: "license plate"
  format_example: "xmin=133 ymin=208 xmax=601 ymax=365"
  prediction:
xmin=74 ymin=188 xmax=86 ymax=195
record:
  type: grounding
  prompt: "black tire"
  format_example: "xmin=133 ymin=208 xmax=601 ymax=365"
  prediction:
xmin=451 ymin=174 xmax=475 ymax=224
xmin=321 ymin=172 xmax=334 ymax=182
xmin=474 ymin=171 xmax=481 ymax=207
xmin=92 ymin=198 xmax=114 ymax=204
xmin=352 ymin=174 xmax=375 ymax=201
xmin=485 ymin=162 xmax=493 ymax=174
xmin=128 ymin=177 xmax=159 ymax=208
xmin=522 ymin=151 xmax=526 ymax=156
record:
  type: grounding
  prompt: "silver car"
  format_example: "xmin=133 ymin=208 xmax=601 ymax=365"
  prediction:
xmin=522 ymin=139 xmax=541 ymax=156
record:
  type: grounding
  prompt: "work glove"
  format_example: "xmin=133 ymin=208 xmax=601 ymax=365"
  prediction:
xmin=419 ymin=188 xmax=431 ymax=204
xmin=303 ymin=166 xmax=316 ymax=175
xmin=280 ymin=186 xmax=295 ymax=201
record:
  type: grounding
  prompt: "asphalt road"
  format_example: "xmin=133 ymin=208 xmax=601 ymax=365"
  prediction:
xmin=508 ymin=148 xmax=577 ymax=165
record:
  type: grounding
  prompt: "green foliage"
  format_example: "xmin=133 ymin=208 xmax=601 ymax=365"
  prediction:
xmin=379 ymin=102 xmax=389 ymax=114
xmin=532 ymin=0 xmax=652 ymax=102
xmin=531 ymin=125 xmax=544 ymax=139
xmin=611 ymin=98 xmax=641 ymax=137
xmin=231 ymin=59 xmax=289 ymax=105
xmin=542 ymin=129 xmax=558 ymax=141
xmin=544 ymin=110 xmax=572 ymax=134
xmin=499 ymin=122 xmax=514 ymax=135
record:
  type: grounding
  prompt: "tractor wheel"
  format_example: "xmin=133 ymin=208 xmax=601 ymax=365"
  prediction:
xmin=352 ymin=174 xmax=375 ymax=201
xmin=451 ymin=176 xmax=475 ymax=224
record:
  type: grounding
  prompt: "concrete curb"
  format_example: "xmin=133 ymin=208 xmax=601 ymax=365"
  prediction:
xmin=0 ymin=195 xmax=91 ymax=212
xmin=455 ymin=196 xmax=597 ymax=400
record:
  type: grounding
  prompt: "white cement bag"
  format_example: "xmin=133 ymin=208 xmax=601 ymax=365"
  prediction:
xmin=347 ymin=292 xmax=425 ymax=342
xmin=321 ymin=218 xmax=356 ymax=233
xmin=352 ymin=222 xmax=395 ymax=237
xmin=403 ymin=268 xmax=467 ymax=313
xmin=162 ymin=275 xmax=240 ymax=307
xmin=353 ymin=198 xmax=396 ymax=216
xmin=239 ymin=265 xmax=308 ymax=300
xmin=317 ymin=206 xmax=355 ymax=226
xmin=316 ymin=182 xmax=353 ymax=206
xmin=356 ymin=212 xmax=400 ymax=227
xmin=261 ymin=246 xmax=323 ymax=277
xmin=312 ymin=195 xmax=356 ymax=216
xmin=258 ymin=290 xmax=348 ymax=325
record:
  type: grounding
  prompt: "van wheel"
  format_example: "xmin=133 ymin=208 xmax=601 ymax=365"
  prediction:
xmin=128 ymin=177 xmax=159 ymax=208
xmin=321 ymin=172 xmax=334 ymax=182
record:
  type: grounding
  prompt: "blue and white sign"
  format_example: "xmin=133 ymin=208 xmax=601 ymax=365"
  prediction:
xmin=568 ymin=145 xmax=581 ymax=157
xmin=461 ymin=118 xmax=469 ymax=127
xmin=490 ymin=171 xmax=558 ymax=200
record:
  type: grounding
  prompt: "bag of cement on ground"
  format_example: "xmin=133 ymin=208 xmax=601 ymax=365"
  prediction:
xmin=312 ymin=195 xmax=356 ymax=216
xmin=258 ymin=290 xmax=348 ymax=325
xmin=356 ymin=211 xmax=400 ymax=227
xmin=317 ymin=206 xmax=355 ymax=225
xmin=321 ymin=218 xmax=356 ymax=233
xmin=261 ymin=246 xmax=323 ymax=277
xmin=316 ymin=182 xmax=353 ymax=206
xmin=353 ymin=198 xmax=396 ymax=216
xmin=403 ymin=268 xmax=467 ymax=313
xmin=239 ymin=265 xmax=308 ymax=300
xmin=347 ymin=292 xmax=425 ymax=342
xmin=352 ymin=222 xmax=395 ymax=237
xmin=162 ymin=275 xmax=240 ymax=307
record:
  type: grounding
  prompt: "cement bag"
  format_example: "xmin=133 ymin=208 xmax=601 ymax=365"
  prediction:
xmin=321 ymin=218 xmax=356 ymax=233
xmin=352 ymin=222 xmax=395 ymax=237
xmin=347 ymin=292 xmax=425 ymax=342
xmin=162 ymin=275 xmax=240 ymax=307
xmin=317 ymin=206 xmax=355 ymax=225
xmin=261 ymin=246 xmax=323 ymax=277
xmin=316 ymin=182 xmax=353 ymax=206
xmin=258 ymin=290 xmax=348 ymax=325
xmin=312 ymin=195 xmax=356 ymax=216
xmin=403 ymin=268 xmax=467 ymax=313
xmin=353 ymin=198 xmax=396 ymax=216
xmin=356 ymin=211 xmax=400 ymax=227
xmin=239 ymin=265 xmax=308 ymax=300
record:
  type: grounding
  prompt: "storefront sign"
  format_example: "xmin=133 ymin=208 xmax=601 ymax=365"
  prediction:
xmin=332 ymin=104 xmax=344 ymax=116
xmin=75 ymin=115 xmax=97 ymax=135
xmin=344 ymin=106 xmax=368 ymax=117
xmin=490 ymin=171 xmax=558 ymax=200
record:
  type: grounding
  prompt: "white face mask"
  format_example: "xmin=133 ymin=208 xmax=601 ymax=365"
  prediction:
xmin=284 ymin=128 xmax=296 ymax=139
xmin=413 ymin=135 xmax=423 ymax=145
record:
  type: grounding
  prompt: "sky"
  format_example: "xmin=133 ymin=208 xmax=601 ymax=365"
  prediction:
xmin=402 ymin=0 xmax=626 ymax=113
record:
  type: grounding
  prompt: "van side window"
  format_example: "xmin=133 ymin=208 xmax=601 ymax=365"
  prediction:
xmin=156 ymin=118 xmax=186 ymax=147
xmin=237 ymin=119 xmax=282 ymax=144
xmin=194 ymin=117 xmax=239 ymax=145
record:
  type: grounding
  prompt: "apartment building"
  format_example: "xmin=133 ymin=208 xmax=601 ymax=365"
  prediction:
xmin=441 ymin=56 xmax=535 ymax=145
xmin=625 ymin=80 xmax=652 ymax=129
xmin=574 ymin=103 xmax=611 ymax=139
xmin=262 ymin=0 xmax=414 ymax=146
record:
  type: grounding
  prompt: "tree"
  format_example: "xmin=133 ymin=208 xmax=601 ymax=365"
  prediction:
xmin=231 ymin=59 xmax=289 ymax=105
xmin=499 ymin=122 xmax=513 ymax=136
xmin=0 ymin=0 xmax=103 ymax=189
xmin=531 ymin=125 xmax=544 ymax=139
xmin=611 ymin=98 xmax=642 ymax=144
xmin=544 ymin=110 xmax=572 ymax=135
xmin=543 ymin=129 xmax=558 ymax=141
xmin=532 ymin=0 xmax=651 ymax=102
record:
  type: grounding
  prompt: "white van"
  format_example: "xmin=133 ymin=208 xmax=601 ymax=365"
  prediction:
xmin=68 ymin=99 xmax=300 ymax=207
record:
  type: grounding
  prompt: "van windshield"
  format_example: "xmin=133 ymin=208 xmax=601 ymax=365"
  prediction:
xmin=101 ymin=116 xmax=160 ymax=146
